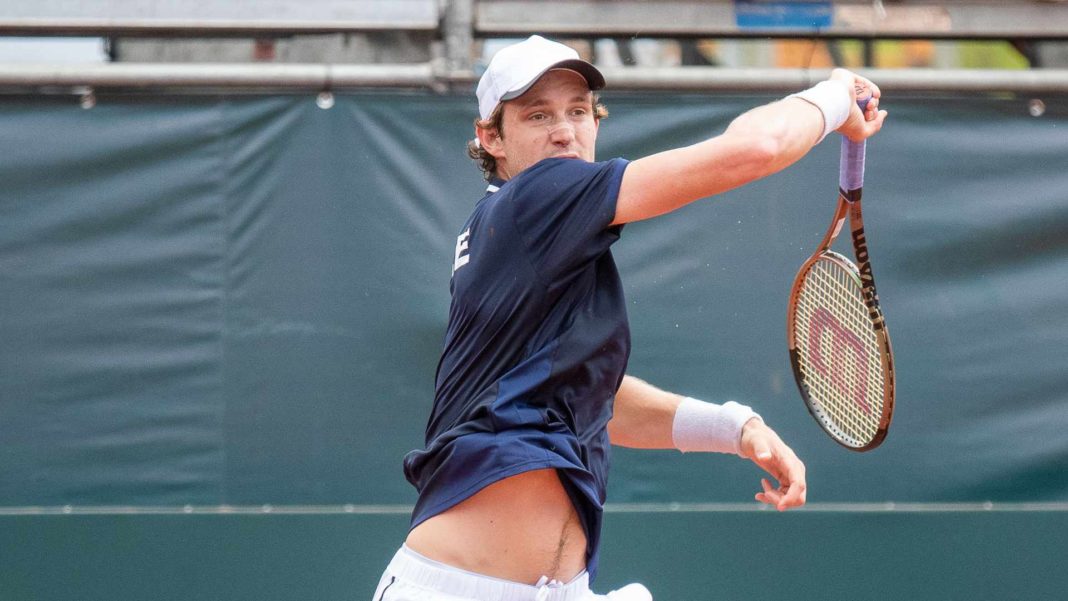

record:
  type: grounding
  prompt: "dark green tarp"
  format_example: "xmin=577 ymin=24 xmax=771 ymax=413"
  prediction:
xmin=1 ymin=91 xmax=1066 ymax=599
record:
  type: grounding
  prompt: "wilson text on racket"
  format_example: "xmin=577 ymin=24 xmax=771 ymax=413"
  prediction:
xmin=850 ymin=226 xmax=885 ymax=331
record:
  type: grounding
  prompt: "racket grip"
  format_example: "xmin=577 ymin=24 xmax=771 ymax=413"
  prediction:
xmin=839 ymin=93 xmax=872 ymax=193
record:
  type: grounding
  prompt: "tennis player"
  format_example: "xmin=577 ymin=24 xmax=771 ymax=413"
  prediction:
xmin=373 ymin=35 xmax=887 ymax=601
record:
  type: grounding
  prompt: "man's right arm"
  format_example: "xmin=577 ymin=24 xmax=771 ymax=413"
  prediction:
xmin=611 ymin=69 xmax=887 ymax=226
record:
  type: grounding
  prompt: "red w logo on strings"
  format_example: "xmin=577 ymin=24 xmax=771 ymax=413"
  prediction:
xmin=808 ymin=307 xmax=871 ymax=415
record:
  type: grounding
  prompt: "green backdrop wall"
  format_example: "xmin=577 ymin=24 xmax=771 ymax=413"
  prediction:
xmin=1 ymin=90 xmax=1066 ymax=600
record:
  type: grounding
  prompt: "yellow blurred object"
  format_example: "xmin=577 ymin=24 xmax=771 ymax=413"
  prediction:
xmin=775 ymin=39 xmax=834 ymax=68
xmin=776 ymin=39 xmax=936 ymax=69
xmin=958 ymin=41 xmax=1030 ymax=69
xmin=874 ymin=40 xmax=935 ymax=68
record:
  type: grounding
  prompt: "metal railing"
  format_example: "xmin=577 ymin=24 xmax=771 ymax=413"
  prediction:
xmin=3 ymin=0 xmax=1068 ymax=93
xmin=5 ymin=0 xmax=1068 ymax=40
xmin=3 ymin=62 xmax=1068 ymax=93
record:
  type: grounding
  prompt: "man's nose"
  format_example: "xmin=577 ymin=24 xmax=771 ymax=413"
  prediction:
xmin=547 ymin=121 xmax=575 ymax=145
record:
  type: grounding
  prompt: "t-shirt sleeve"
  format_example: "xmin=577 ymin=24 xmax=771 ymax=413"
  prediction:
xmin=508 ymin=158 xmax=629 ymax=282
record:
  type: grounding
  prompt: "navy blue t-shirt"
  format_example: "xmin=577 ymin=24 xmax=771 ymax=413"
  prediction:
xmin=403 ymin=157 xmax=631 ymax=582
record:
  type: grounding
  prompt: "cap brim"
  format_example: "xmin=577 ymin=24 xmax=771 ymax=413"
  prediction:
xmin=500 ymin=58 xmax=606 ymax=103
xmin=552 ymin=59 xmax=606 ymax=91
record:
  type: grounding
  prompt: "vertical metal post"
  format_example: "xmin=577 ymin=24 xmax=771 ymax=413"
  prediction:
xmin=443 ymin=0 xmax=474 ymax=74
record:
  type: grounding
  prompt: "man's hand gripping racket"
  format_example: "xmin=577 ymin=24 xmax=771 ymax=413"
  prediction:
xmin=787 ymin=81 xmax=895 ymax=451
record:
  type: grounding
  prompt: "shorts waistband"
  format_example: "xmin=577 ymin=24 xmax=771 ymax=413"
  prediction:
xmin=387 ymin=545 xmax=592 ymax=601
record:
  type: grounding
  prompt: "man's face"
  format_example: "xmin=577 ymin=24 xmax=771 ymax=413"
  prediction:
xmin=481 ymin=69 xmax=599 ymax=180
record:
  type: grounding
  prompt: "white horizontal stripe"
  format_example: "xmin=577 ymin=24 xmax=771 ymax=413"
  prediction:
xmin=604 ymin=502 xmax=1068 ymax=513
xmin=0 ymin=504 xmax=412 ymax=516
xmin=0 ymin=502 xmax=1066 ymax=516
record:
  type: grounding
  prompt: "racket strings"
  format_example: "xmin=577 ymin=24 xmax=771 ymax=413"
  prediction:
xmin=793 ymin=256 xmax=885 ymax=446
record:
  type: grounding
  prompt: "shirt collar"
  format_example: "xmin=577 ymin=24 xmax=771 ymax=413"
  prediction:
xmin=486 ymin=176 xmax=506 ymax=194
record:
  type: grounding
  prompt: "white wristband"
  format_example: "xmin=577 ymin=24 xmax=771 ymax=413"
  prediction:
xmin=788 ymin=80 xmax=852 ymax=144
xmin=672 ymin=397 xmax=761 ymax=456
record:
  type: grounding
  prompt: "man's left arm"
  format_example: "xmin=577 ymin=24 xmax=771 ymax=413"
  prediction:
xmin=608 ymin=374 xmax=807 ymax=511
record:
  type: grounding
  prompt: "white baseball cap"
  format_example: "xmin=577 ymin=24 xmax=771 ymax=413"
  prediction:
xmin=476 ymin=35 xmax=606 ymax=121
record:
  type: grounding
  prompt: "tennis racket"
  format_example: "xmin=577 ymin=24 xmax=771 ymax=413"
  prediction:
xmin=786 ymin=87 xmax=895 ymax=451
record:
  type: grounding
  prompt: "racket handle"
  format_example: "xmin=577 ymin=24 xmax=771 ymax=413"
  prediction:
xmin=839 ymin=90 xmax=872 ymax=194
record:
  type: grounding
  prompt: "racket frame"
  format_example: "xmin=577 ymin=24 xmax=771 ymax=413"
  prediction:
xmin=786 ymin=178 xmax=896 ymax=451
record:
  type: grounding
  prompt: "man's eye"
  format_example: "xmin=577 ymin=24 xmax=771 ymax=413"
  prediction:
xmin=571 ymin=108 xmax=588 ymax=116
xmin=529 ymin=113 xmax=546 ymax=121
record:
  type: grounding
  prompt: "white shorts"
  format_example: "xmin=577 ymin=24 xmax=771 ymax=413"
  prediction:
xmin=372 ymin=546 xmax=652 ymax=601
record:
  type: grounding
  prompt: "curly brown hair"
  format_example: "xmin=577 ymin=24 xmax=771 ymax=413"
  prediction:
xmin=467 ymin=95 xmax=609 ymax=181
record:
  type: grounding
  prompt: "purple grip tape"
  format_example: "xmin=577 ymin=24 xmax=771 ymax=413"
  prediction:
xmin=839 ymin=94 xmax=871 ymax=193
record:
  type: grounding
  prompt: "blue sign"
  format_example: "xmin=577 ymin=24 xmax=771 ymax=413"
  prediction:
xmin=735 ymin=0 xmax=833 ymax=29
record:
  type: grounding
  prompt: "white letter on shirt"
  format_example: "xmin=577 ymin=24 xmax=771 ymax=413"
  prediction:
xmin=453 ymin=228 xmax=471 ymax=273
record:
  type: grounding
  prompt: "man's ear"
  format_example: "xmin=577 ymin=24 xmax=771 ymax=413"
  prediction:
xmin=476 ymin=124 xmax=505 ymax=160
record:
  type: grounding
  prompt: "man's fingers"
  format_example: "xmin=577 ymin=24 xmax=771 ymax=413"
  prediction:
xmin=751 ymin=440 xmax=789 ymax=490
xmin=745 ymin=422 xmax=808 ymax=510
xmin=780 ymin=480 xmax=806 ymax=509
xmin=757 ymin=479 xmax=782 ymax=508
xmin=777 ymin=456 xmax=807 ymax=509
xmin=826 ymin=69 xmax=886 ymax=142
xmin=869 ymin=110 xmax=888 ymax=133
xmin=757 ymin=481 xmax=794 ymax=511
xmin=866 ymin=97 xmax=880 ymax=120
xmin=757 ymin=458 xmax=807 ymax=510
xmin=867 ymin=79 xmax=882 ymax=100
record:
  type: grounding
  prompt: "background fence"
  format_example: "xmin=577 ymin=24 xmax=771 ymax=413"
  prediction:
xmin=1 ymin=90 xmax=1066 ymax=600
